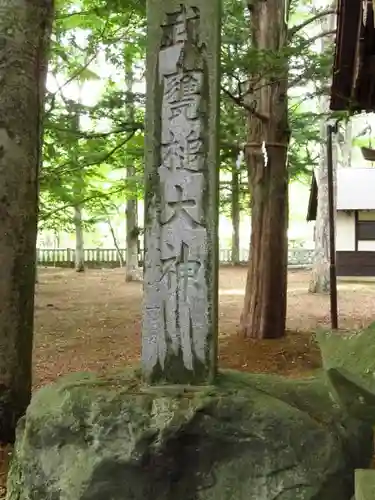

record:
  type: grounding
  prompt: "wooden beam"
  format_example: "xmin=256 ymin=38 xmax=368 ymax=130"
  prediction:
xmin=330 ymin=0 xmax=363 ymax=111
xmin=355 ymin=210 xmax=358 ymax=251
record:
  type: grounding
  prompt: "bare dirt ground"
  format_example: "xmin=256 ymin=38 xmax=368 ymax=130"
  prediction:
xmin=1 ymin=266 xmax=375 ymax=495
xmin=32 ymin=266 xmax=375 ymax=386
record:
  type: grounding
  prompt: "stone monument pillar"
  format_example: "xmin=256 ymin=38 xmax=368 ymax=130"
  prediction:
xmin=142 ymin=0 xmax=221 ymax=384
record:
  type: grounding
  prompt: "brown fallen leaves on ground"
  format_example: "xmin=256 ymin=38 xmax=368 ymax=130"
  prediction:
xmin=32 ymin=267 xmax=375 ymax=386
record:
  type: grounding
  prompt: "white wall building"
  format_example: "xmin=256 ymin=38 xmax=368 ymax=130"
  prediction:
xmin=308 ymin=168 xmax=375 ymax=276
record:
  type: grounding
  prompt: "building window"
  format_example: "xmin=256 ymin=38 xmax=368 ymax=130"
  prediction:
xmin=357 ymin=211 xmax=375 ymax=240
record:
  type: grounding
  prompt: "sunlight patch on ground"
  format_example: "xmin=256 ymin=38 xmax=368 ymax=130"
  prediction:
xmin=219 ymin=289 xmax=244 ymax=296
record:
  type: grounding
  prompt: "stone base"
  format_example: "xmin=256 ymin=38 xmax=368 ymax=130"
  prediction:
xmin=6 ymin=370 xmax=373 ymax=500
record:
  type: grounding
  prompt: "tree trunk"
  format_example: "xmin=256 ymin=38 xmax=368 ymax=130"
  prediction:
xmin=125 ymin=63 xmax=141 ymax=282
xmin=74 ymin=205 xmax=85 ymax=272
xmin=240 ymin=0 xmax=290 ymax=339
xmin=309 ymin=121 xmax=330 ymax=293
xmin=0 ymin=0 xmax=54 ymax=444
xmin=54 ymin=230 xmax=60 ymax=248
xmin=309 ymin=9 xmax=336 ymax=294
xmin=126 ymin=200 xmax=140 ymax=280
xmin=107 ymin=216 xmax=124 ymax=267
xmin=339 ymin=119 xmax=352 ymax=168
xmin=68 ymin=101 xmax=85 ymax=274
xmin=231 ymin=164 xmax=240 ymax=265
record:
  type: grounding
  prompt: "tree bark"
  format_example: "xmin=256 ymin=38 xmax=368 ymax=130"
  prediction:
xmin=68 ymin=101 xmax=85 ymax=273
xmin=231 ymin=164 xmax=240 ymax=265
xmin=309 ymin=119 xmax=330 ymax=293
xmin=0 ymin=0 xmax=54 ymax=444
xmin=126 ymin=200 xmax=140 ymax=280
xmin=125 ymin=64 xmax=141 ymax=282
xmin=339 ymin=119 xmax=352 ymax=168
xmin=74 ymin=204 xmax=85 ymax=272
xmin=107 ymin=216 xmax=124 ymax=267
xmin=240 ymin=0 xmax=290 ymax=339
xmin=309 ymin=8 xmax=336 ymax=294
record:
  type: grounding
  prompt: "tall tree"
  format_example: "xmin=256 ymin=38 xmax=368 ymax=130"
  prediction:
xmin=221 ymin=0 xmax=336 ymax=337
xmin=125 ymin=63 xmax=140 ymax=282
xmin=68 ymin=101 xmax=86 ymax=273
xmin=231 ymin=159 xmax=241 ymax=265
xmin=309 ymin=7 xmax=336 ymax=294
xmin=39 ymin=0 xmax=146 ymax=232
xmin=0 ymin=0 xmax=54 ymax=444
xmin=240 ymin=0 xmax=290 ymax=339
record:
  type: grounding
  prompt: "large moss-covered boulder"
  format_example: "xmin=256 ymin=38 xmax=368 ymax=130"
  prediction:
xmin=6 ymin=370 xmax=373 ymax=500
xmin=317 ymin=323 xmax=375 ymax=424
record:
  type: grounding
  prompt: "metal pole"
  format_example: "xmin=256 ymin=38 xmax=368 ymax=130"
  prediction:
xmin=327 ymin=122 xmax=338 ymax=329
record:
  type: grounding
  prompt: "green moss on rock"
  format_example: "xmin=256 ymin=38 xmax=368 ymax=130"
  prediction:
xmin=355 ymin=469 xmax=375 ymax=500
xmin=317 ymin=322 xmax=375 ymax=379
xmin=317 ymin=323 xmax=375 ymax=424
xmin=6 ymin=369 xmax=373 ymax=500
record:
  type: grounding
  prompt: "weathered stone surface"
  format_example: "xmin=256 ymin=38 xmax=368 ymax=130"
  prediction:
xmin=317 ymin=323 xmax=375 ymax=379
xmin=355 ymin=469 xmax=375 ymax=500
xmin=6 ymin=370 xmax=373 ymax=500
xmin=325 ymin=367 xmax=375 ymax=425
xmin=317 ymin=323 xmax=375 ymax=425
xmin=142 ymin=0 xmax=221 ymax=384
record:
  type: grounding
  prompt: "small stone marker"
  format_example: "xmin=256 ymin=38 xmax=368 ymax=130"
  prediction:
xmin=355 ymin=469 xmax=375 ymax=500
xmin=142 ymin=0 xmax=221 ymax=384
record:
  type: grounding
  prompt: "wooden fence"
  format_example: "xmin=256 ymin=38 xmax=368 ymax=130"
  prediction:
xmin=36 ymin=247 xmax=314 ymax=268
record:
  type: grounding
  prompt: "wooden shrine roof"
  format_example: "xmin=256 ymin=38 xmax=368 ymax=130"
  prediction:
xmin=330 ymin=0 xmax=375 ymax=112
